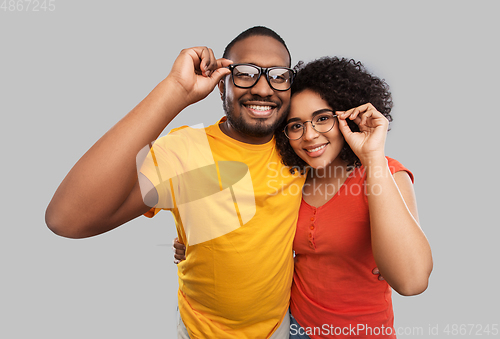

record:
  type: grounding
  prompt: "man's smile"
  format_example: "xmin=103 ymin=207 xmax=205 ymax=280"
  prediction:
xmin=242 ymin=101 xmax=278 ymax=118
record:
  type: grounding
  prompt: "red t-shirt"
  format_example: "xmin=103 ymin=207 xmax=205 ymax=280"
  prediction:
xmin=291 ymin=157 xmax=413 ymax=339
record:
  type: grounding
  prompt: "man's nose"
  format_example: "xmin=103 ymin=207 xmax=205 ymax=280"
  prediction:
xmin=250 ymin=75 xmax=274 ymax=97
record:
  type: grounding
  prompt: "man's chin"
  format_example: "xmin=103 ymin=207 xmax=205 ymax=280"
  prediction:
xmin=229 ymin=116 xmax=280 ymax=138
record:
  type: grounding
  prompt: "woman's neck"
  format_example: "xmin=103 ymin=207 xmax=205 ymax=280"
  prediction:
xmin=303 ymin=158 xmax=352 ymax=208
xmin=307 ymin=157 xmax=350 ymax=183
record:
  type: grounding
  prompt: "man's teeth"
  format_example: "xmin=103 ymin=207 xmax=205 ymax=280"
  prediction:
xmin=247 ymin=105 xmax=272 ymax=111
xmin=306 ymin=144 xmax=326 ymax=153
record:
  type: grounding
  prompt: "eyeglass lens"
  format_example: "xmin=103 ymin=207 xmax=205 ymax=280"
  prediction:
xmin=285 ymin=113 xmax=336 ymax=140
xmin=232 ymin=65 xmax=293 ymax=91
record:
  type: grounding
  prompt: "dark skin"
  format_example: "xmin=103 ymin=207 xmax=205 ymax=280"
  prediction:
xmin=45 ymin=36 xmax=294 ymax=238
xmin=45 ymin=46 xmax=233 ymax=238
xmin=45 ymin=30 xmax=385 ymax=280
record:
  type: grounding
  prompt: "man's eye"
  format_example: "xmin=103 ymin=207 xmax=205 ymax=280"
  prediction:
xmin=235 ymin=72 xmax=255 ymax=79
xmin=269 ymin=75 xmax=287 ymax=83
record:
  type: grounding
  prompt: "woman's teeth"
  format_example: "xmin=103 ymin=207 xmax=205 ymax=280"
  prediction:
xmin=306 ymin=144 xmax=327 ymax=153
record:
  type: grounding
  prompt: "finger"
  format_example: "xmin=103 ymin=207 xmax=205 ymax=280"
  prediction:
xmin=174 ymin=253 xmax=186 ymax=261
xmin=337 ymin=110 xmax=354 ymax=122
xmin=355 ymin=103 xmax=375 ymax=114
xmin=347 ymin=106 xmax=366 ymax=120
xmin=174 ymin=246 xmax=185 ymax=255
xmin=358 ymin=113 xmax=370 ymax=128
xmin=186 ymin=46 xmax=214 ymax=76
xmin=337 ymin=116 xmax=354 ymax=139
xmin=200 ymin=47 xmax=215 ymax=77
xmin=173 ymin=242 xmax=186 ymax=251
xmin=345 ymin=103 xmax=375 ymax=120
xmin=349 ymin=107 xmax=361 ymax=120
xmin=208 ymin=66 xmax=231 ymax=83
xmin=216 ymin=57 xmax=233 ymax=69
xmin=173 ymin=237 xmax=185 ymax=249
xmin=206 ymin=48 xmax=219 ymax=76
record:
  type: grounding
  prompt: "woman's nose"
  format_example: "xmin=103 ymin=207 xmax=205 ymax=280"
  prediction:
xmin=302 ymin=122 xmax=319 ymax=141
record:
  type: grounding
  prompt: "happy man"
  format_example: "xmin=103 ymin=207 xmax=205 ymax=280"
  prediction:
xmin=46 ymin=26 xmax=304 ymax=338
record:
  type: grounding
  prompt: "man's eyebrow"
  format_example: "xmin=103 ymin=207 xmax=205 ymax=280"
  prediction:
xmin=286 ymin=109 xmax=334 ymax=123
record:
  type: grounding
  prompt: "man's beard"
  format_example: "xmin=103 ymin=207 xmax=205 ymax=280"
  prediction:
xmin=222 ymin=92 xmax=287 ymax=138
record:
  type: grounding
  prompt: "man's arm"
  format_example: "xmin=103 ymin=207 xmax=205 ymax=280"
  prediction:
xmin=45 ymin=47 xmax=232 ymax=238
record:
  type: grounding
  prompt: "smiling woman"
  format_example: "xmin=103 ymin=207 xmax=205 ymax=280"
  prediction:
xmin=274 ymin=57 xmax=433 ymax=339
xmin=285 ymin=95 xmax=345 ymax=173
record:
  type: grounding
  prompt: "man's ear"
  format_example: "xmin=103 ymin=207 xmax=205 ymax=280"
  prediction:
xmin=218 ymin=78 xmax=225 ymax=99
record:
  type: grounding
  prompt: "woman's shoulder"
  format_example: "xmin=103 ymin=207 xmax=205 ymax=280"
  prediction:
xmin=386 ymin=156 xmax=414 ymax=183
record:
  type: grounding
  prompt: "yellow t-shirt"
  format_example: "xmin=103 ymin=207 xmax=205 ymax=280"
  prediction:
xmin=139 ymin=119 xmax=305 ymax=338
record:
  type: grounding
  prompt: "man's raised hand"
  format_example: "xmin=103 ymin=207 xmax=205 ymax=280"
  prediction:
xmin=167 ymin=46 xmax=233 ymax=107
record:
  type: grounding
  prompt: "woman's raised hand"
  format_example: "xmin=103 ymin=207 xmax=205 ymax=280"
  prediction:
xmin=337 ymin=103 xmax=389 ymax=164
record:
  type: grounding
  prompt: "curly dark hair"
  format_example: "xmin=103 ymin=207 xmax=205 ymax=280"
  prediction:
xmin=274 ymin=57 xmax=393 ymax=174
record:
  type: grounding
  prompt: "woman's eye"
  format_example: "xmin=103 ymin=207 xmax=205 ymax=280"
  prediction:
xmin=290 ymin=124 xmax=303 ymax=131
xmin=315 ymin=115 xmax=332 ymax=124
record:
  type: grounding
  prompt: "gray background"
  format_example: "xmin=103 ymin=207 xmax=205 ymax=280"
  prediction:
xmin=1 ymin=0 xmax=498 ymax=338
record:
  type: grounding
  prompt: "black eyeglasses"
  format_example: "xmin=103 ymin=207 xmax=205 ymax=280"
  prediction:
xmin=283 ymin=110 xmax=338 ymax=140
xmin=227 ymin=64 xmax=295 ymax=91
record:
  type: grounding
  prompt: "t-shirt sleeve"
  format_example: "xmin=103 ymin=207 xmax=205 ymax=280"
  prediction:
xmin=386 ymin=156 xmax=414 ymax=183
xmin=137 ymin=125 xmax=216 ymax=218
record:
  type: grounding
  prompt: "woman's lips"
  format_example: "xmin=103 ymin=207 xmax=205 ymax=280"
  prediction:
xmin=304 ymin=143 xmax=329 ymax=157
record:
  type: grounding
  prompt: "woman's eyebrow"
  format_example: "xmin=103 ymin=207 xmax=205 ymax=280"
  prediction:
xmin=311 ymin=108 xmax=334 ymax=116
xmin=286 ymin=117 xmax=301 ymax=123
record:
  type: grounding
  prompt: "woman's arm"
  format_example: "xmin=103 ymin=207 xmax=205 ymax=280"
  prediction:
xmin=364 ymin=157 xmax=432 ymax=295
xmin=338 ymin=104 xmax=433 ymax=296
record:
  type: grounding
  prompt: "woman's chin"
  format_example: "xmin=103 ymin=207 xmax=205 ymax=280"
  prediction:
xmin=302 ymin=159 xmax=331 ymax=171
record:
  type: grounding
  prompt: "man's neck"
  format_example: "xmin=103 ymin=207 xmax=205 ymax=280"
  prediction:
xmin=219 ymin=120 xmax=274 ymax=145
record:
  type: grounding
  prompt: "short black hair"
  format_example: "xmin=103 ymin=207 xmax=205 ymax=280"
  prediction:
xmin=275 ymin=57 xmax=393 ymax=174
xmin=223 ymin=26 xmax=291 ymax=66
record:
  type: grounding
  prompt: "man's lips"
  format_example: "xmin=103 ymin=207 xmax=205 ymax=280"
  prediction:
xmin=242 ymin=102 xmax=278 ymax=117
